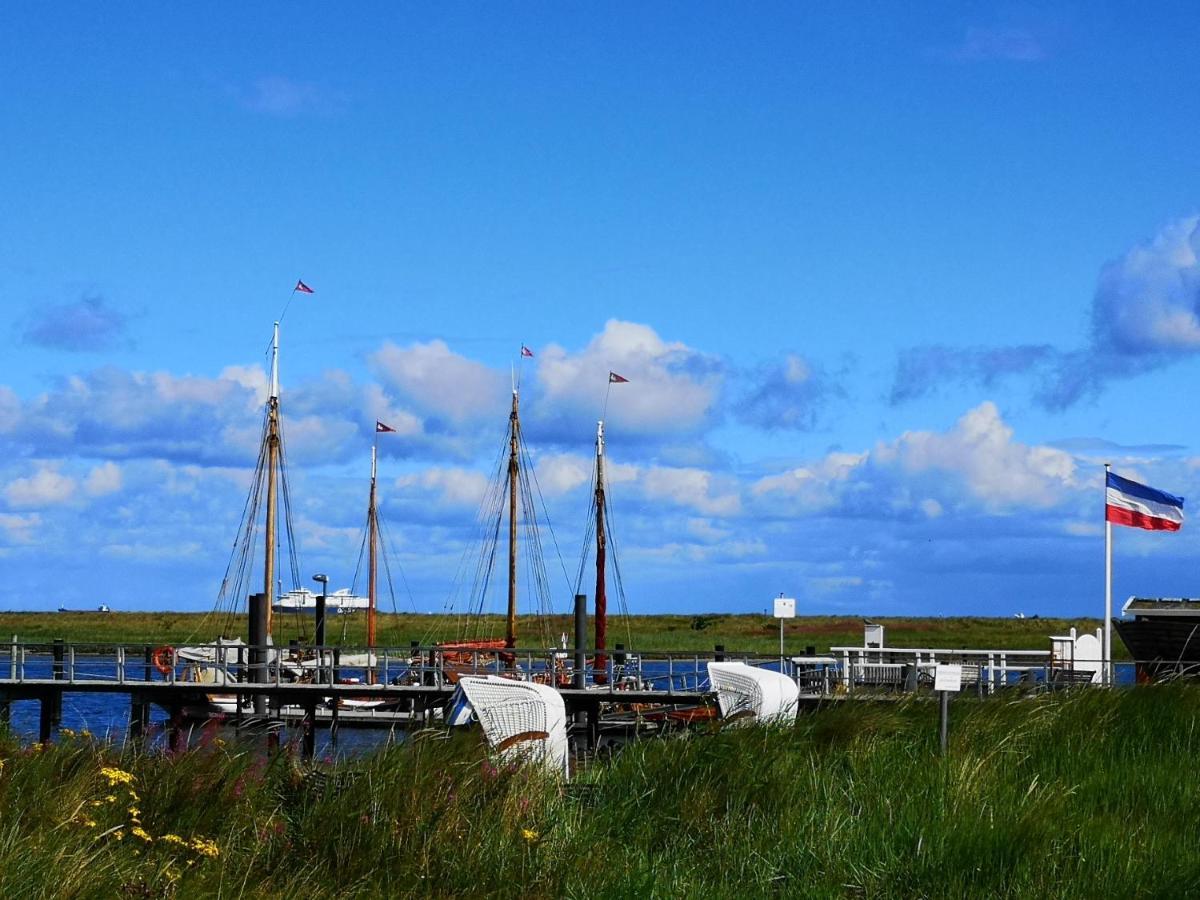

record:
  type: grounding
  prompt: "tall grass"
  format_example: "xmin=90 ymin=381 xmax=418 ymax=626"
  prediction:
xmin=2 ymin=685 xmax=1194 ymax=897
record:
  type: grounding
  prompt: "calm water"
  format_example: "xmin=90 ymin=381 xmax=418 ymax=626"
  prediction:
xmin=2 ymin=656 xmax=1138 ymax=754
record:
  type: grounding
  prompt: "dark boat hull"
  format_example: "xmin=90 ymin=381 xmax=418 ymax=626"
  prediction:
xmin=1113 ymin=618 xmax=1200 ymax=680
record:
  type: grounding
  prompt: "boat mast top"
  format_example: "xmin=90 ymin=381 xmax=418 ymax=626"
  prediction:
xmin=269 ymin=321 xmax=280 ymax=401
xmin=367 ymin=442 xmax=378 ymax=681
xmin=263 ymin=321 xmax=281 ymax=635
xmin=594 ymin=418 xmax=608 ymax=678
xmin=506 ymin=387 xmax=519 ymax=650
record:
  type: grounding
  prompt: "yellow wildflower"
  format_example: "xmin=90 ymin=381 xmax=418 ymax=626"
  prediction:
xmin=131 ymin=826 xmax=153 ymax=843
xmin=127 ymin=790 xmax=140 ymax=802
xmin=521 ymin=828 xmax=539 ymax=843
xmin=128 ymin=806 xmax=141 ymax=818
xmin=80 ymin=730 xmax=92 ymax=738
xmin=1 ymin=758 xmax=8 ymax=775
xmin=99 ymin=767 xmax=136 ymax=787
xmin=113 ymin=829 xmax=125 ymax=841
xmin=104 ymin=794 xmax=117 ymax=804
xmin=188 ymin=836 xmax=220 ymax=859
xmin=161 ymin=833 xmax=186 ymax=846
xmin=61 ymin=727 xmax=75 ymax=737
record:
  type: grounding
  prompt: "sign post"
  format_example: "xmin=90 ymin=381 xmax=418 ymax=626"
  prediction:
xmin=933 ymin=663 xmax=963 ymax=754
xmin=773 ymin=596 xmax=796 ymax=666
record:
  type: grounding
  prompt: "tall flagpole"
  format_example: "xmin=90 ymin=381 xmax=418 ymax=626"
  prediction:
xmin=1104 ymin=462 xmax=1112 ymax=685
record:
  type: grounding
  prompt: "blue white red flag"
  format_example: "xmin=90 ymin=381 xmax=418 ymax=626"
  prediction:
xmin=1106 ymin=471 xmax=1184 ymax=531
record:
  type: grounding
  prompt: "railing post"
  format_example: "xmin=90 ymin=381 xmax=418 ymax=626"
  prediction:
xmin=52 ymin=639 xmax=65 ymax=725
xmin=68 ymin=646 xmax=76 ymax=683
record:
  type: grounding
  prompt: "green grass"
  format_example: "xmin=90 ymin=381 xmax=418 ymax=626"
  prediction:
xmin=0 ymin=612 xmax=1123 ymax=657
xmin=0 ymin=684 xmax=1195 ymax=897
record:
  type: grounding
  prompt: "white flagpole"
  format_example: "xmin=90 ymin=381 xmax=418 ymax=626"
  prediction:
xmin=1104 ymin=462 xmax=1112 ymax=685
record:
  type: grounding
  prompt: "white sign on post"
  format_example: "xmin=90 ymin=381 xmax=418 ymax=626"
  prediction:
xmin=773 ymin=597 xmax=796 ymax=619
xmin=933 ymin=663 xmax=963 ymax=692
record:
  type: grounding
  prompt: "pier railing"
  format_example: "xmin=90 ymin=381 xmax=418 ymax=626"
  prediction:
xmin=1 ymin=639 xmax=822 ymax=696
xmin=4 ymin=638 xmax=1130 ymax=698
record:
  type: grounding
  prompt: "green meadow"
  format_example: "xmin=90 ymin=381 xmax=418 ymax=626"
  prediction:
xmin=0 ymin=683 xmax=1194 ymax=897
xmin=0 ymin=611 xmax=1124 ymax=657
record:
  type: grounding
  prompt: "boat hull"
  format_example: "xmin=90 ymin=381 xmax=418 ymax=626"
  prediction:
xmin=1113 ymin=618 xmax=1200 ymax=680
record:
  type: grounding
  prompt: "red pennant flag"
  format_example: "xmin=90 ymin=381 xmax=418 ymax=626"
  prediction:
xmin=609 ymin=372 xmax=629 ymax=383
xmin=295 ymin=280 xmax=314 ymax=294
xmin=521 ymin=345 xmax=534 ymax=358
xmin=376 ymin=421 xmax=396 ymax=433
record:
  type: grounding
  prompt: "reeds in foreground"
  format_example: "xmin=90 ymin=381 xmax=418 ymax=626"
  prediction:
xmin=1 ymin=685 xmax=1197 ymax=898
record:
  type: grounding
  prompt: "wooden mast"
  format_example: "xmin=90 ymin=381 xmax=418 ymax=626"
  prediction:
xmin=367 ymin=443 xmax=378 ymax=683
xmin=263 ymin=321 xmax=281 ymax=636
xmin=505 ymin=388 xmax=519 ymax=649
xmin=594 ymin=419 xmax=608 ymax=681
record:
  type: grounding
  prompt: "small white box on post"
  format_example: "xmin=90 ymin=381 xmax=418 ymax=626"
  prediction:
xmin=934 ymin=663 xmax=963 ymax=754
xmin=773 ymin=596 xmax=796 ymax=665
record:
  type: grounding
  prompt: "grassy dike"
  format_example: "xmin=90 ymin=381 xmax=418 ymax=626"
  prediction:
xmin=0 ymin=611 xmax=1124 ymax=657
xmin=1 ymin=684 xmax=1195 ymax=898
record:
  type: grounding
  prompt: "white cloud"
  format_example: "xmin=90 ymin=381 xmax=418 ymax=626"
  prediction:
xmin=4 ymin=465 xmax=77 ymax=508
xmin=878 ymin=402 xmax=1077 ymax=510
xmin=0 ymin=512 xmax=41 ymax=544
xmin=84 ymin=461 xmax=122 ymax=497
xmin=395 ymin=467 xmax=490 ymax=507
xmin=369 ymin=340 xmax=506 ymax=424
xmin=640 ymin=466 xmax=741 ymax=516
xmin=754 ymin=403 xmax=1079 ymax=518
xmin=534 ymin=320 xmax=723 ymax=436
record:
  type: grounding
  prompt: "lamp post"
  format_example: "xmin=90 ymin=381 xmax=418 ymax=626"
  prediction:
xmin=312 ymin=574 xmax=329 ymax=649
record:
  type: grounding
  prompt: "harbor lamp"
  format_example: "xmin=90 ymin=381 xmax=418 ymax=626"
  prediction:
xmin=312 ymin=573 xmax=329 ymax=649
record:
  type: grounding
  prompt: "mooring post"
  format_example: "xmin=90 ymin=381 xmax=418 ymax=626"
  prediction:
xmin=939 ymin=690 xmax=950 ymax=754
xmin=586 ymin=701 xmax=599 ymax=751
xmin=38 ymin=692 xmax=53 ymax=743
xmin=0 ymin=690 xmax=9 ymax=725
xmin=248 ymin=591 xmax=268 ymax=716
xmin=714 ymin=644 xmax=725 ymax=663
xmin=573 ymin=594 xmax=588 ymax=688
xmin=51 ymin=639 xmax=65 ymax=725
xmin=302 ymin=702 xmax=316 ymax=760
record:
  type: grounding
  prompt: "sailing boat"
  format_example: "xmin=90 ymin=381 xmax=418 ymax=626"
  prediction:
xmin=171 ymin=319 xmax=302 ymax=715
xmin=579 ymin=372 xmax=636 ymax=687
xmin=430 ymin=356 xmax=563 ymax=682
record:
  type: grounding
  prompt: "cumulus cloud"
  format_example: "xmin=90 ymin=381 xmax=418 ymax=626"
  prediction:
xmin=530 ymin=320 xmax=724 ymax=441
xmin=735 ymin=354 xmax=844 ymax=431
xmin=891 ymin=217 xmax=1200 ymax=409
xmin=369 ymin=340 xmax=507 ymax=427
xmin=84 ymin=461 xmax=122 ymax=497
xmin=21 ymin=296 xmax=129 ymax=352
xmin=4 ymin=465 xmax=77 ymax=508
xmin=639 ymin=466 xmax=742 ymax=517
xmin=754 ymin=402 xmax=1079 ymax=516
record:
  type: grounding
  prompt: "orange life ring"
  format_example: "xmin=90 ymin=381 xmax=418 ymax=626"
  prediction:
xmin=152 ymin=646 xmax=175 ymax=676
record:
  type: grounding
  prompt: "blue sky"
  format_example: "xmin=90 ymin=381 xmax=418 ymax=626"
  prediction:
xmin=4 ymin=4 xmax=1200 ymax=620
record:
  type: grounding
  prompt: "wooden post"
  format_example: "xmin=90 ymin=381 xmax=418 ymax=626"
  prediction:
xmin=302 ymin=702 xmax=316 ymax=760
xmin=51 ymin=639 xmax=65 ymax=725
xmin=249 ymin=591 xmax=268 ymax=715
xmin=167 ymin=704 xmax=183 ymax=753
xmin=38 ymin=692 xmax=53 ymax=743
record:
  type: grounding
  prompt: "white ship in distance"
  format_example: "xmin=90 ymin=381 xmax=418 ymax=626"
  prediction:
xmin=273 ymin=586 xmax=369 ymax=615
